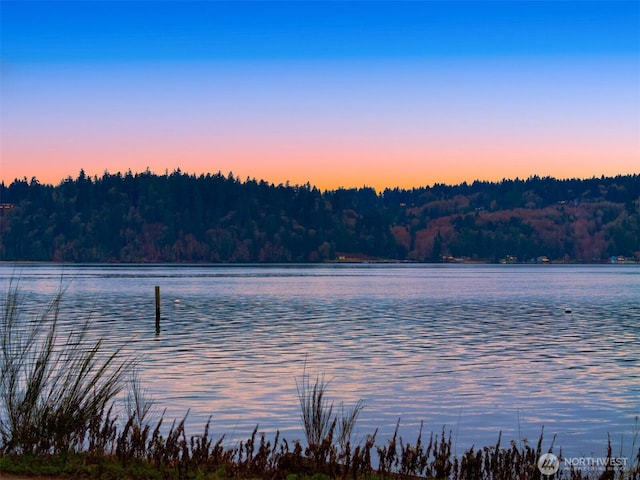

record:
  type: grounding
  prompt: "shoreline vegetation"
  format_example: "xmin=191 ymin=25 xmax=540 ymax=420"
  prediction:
xmin=1 ymin=287 xmax=639 ymax=480
xmin=1 ymin=173 xmax=638 ymax=264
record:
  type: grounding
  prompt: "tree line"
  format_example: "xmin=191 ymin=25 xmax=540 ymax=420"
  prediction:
xmin=0 ymin=170 xmax=638 ymax=263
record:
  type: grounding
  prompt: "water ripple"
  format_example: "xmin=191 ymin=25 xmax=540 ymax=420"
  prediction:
xmin=2 ymin=264 xmax=638 ymax=457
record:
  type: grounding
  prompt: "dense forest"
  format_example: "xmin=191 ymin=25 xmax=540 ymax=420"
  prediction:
xmin=0 ymin=170 xmax=638 ymax=263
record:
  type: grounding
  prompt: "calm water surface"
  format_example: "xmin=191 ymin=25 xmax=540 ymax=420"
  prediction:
xmin=1 ymin=263 xmax=639 ymax=459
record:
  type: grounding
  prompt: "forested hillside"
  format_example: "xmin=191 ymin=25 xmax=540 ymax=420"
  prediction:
xmin=1 ymin=171 xmax=638 ymax=263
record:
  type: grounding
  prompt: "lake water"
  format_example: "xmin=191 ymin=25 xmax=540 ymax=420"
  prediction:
xmin=1 ymin=263 xmax=639 ymax=460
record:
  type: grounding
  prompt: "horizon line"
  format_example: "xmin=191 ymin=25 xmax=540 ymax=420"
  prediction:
xmin=3 ymin=168 xmax=638 ymax=193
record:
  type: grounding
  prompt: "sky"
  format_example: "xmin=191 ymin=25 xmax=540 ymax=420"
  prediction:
xmin=1 ymin=1 xmax=639 ymax=191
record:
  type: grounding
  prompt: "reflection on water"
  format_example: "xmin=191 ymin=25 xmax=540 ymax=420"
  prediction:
xmin=1 ymin=263 xmax=639 ymax=458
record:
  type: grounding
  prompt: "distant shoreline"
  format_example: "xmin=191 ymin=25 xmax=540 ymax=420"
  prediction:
xmin=1 ymin=259 xmax=637 ymax=266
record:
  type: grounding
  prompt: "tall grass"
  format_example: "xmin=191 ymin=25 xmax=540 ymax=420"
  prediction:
xmin=296 ymin=371 xmax=335 ymax=449
xmin=296 ymin=369 xmax=364 ymax=449
xmin=295 ymin=368 xmax=367 ymax=476
xmin=0 ymin=282 xmax=136 ymax=455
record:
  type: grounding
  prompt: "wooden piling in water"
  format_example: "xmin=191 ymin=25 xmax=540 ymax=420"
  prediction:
xmin=155 ymin=286 xmax=161 ymax=334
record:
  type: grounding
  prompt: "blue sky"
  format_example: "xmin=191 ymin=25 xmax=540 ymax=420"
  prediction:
xmin=4 ymin=1 xmax=639 ymax=62
xmin=2 ymin=1 xmax=639 ymax=190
